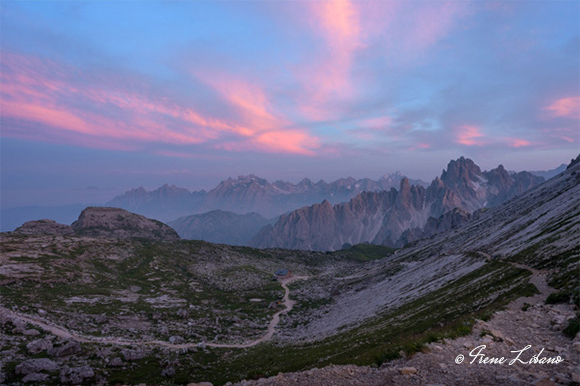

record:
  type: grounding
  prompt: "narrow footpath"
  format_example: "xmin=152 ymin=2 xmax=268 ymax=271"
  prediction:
xmin=0 ymin=276 xmax=309 ymax=349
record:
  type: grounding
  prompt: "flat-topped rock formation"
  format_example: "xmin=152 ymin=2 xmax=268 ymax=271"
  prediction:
xmin=71 ymin=207 xmax=180 ymax=241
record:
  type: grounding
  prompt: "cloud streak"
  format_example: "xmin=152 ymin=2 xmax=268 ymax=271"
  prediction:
xmin=0 ymin=52 xmax=321 ymax=155
xmin=545 ymin=96 xmax=580 ymax=119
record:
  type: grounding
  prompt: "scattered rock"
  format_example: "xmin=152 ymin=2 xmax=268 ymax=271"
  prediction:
xmin=16 ymin=358 xmax=58 ymax=375
xmin=49 ymin=340 xmax=81 ymax=357
xmin=121 ymin=349 xmax=148 ymax=361
xmin=108 ymin=357 xmax=125 ymax=367
xmin=22 ymin=373 xmax=49 ymax=383
xmin=169 ymin=336 xmax=185 ymax=344
xmin=26 ymin=339 xmax=53 ymax=354
xmin=398 ymin=367 xmax=417 ymax=375
xmin=490 ymin=329 xmax=504 ymax=340
xmin=59 ymin=365 xmax=95 ymax=384
xmin=23 ymin=329 xmax=40 ymax=336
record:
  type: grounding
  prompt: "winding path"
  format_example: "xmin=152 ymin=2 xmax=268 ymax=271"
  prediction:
xmin=0 ymin=276 xmax=309 ymax=349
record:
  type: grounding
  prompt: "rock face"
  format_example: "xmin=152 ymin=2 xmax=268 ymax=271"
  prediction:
xmin=169 ymin=210 xmax=273 ymax=246
xmin=71 ymin=207 xmax=180 ymax=241
xmin=397 ymin=208 xmax=472 ymax=247
xmin=251 ymin=157 xmax=544 ymax=251
xmin=14 ymin=219 xmax=74 ymax=236
xmin=107 ymin=173 xmax=427 ymax=221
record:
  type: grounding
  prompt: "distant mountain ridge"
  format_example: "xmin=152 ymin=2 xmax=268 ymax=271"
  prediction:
xmin=107 ymin=172 xmax=427 ymax=221
xmin=168 ymin=210 xmax=273 ymax=246
xmin=250 ymin=157 xmax=545 ymax=251
xmin=529 ymin=163 xmax=567 ymax=180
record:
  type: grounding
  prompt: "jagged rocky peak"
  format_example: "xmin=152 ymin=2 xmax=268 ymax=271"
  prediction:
xmin=567 ymin=153 xmax=580 ymax=169
xmin=157 ymin=184 xmax=190 ymax=194
xmin=14 ymin=219 xmax=74 ymax=236
xmin=235 ymin=174 xmax=268 ymax=186
xmin=441 ymin=157 xmax=484 ymax=189
xmin=71 ymin=207 xmax=180 ymax=240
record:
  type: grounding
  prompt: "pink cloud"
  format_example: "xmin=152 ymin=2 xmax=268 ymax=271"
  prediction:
xmin=195 ymin=73 xmax=283 ymax=134
xmin=292 ymin=1 xmax=464 ymax=122
xmin=544 ymin=96 xmax=580 ymax=119
xmin=295 ymin=0 xmax=364 ymax=120
xmin=192 ymin=69 xmax=322 ymax=155
xmin=510 ymin=139 xmax=532 ymax=148
xmin=359 ymin=116 xmax=392 ymax=130
xmin=1 ymin=52 xmax=321 ymax=156
xmin=455 ymin=124 xmax=485 ymax=146
xmin=216 ymin=129 xmax=320 ymax=156
xmin=409 ymin=2 xmax=465 ymax=53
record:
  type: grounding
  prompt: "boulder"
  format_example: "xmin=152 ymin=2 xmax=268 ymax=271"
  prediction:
xmin=26 ymin=339 xmax=53 ymax=354
xmin=169 ymin=336 xmax=185 ymax=344
xmin=108 ymin=357 xmax=125 ymax=367
xmin=59 ymin=365 xmax=95 ymax=384
xmin=398 ymin=367 xmax=417 ymax=375
xmin=49 ymin=340 xmax=81 ymax=358
xmin=16 ymin=358 xmax=58 ymax=375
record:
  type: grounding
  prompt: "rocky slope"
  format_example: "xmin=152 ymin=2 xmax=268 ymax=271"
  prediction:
xmin=169 ymin=210 xmax=273 ymax=246
xmin=251 ymin=157 xmax=544 ymax=251
xmin=273 ymin=156 xmax=579 ymax=343
xmin=107 ymin=173 xmax=426 ymax=221
xmin=235 ymin=296 xmax=579 ymax=386
xmin=71 ymin=207 xmax=180 ymax=241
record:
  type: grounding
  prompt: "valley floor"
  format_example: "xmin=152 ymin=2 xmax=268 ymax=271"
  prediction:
xmin=0 ymin=276 xmax=309 ymax=351
xmin=1 ymin=262 xmax=577 ymax=385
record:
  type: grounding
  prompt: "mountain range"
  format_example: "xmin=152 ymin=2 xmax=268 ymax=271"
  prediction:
xmin=168 ymin=210 xmax=273 ymax=246
xmin=106 ymin=172 xmax=427 ymax=221
xmin=250 ymin=157 xmax=545 ymax=251
xmin=1 ymin=155 xmax=578 ymax=385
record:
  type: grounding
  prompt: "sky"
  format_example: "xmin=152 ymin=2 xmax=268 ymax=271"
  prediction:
xmin=1 ymin=0 xmax=579 ymax=208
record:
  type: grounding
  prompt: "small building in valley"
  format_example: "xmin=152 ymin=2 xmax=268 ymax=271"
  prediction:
xmin=272 ymin=268 xmax=292 ymax=280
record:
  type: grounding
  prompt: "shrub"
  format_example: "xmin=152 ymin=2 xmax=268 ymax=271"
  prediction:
xmin=563 ymin=317 xmax=580 ymax=338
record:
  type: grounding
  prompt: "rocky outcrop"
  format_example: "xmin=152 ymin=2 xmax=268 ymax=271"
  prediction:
xmin=14 ymin=219 xmax=74 ymax=236
xmin=71 ymin=207 xmax=180 ymax=241
xmin=169 ymin=210 xmax=273 ymax=246
xmin=251 ymin=157 xmax=545 ymax=251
